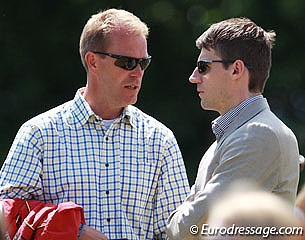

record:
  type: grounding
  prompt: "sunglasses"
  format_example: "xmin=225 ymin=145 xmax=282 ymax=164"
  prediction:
xmin=93 ymin=51 xmax=152 ymax=71
xmin=197 ymin=59 xmax=234 ymax=74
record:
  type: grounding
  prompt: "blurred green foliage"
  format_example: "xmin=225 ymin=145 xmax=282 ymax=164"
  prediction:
xmin=1 ymin=0 xmax=305 ymax=187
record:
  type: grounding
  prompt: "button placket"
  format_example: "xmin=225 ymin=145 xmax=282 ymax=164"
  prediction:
xmin=104 ymin=128 xmax=113 ymax=228
xmin=102 ymin=120 xmax=121 ymax=231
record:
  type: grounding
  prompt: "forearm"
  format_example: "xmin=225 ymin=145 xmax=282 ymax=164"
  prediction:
xmin=166 ymin=199 xmax=208 ymax=240
xmin=79 ymin=225 xmax=108 ymax=240
xmin=0 ymin=168 xmax=42 ymax=199
xmin=0 ymin=125 xmax=43 ymax=199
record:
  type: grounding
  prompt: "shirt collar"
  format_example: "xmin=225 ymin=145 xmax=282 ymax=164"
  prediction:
xmin=65 ymin=88 xmax=136 ymax=128
xmin=122 ymin=105 xmax=137 ymax=128
xmin=212 ymin=94 xmax=263 ymax=140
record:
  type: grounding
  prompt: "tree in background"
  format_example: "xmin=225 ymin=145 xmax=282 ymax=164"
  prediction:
xmin=1 ymin=0 xmax=305 ymax=185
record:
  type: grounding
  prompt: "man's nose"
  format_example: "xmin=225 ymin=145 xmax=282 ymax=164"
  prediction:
xmin=189 ymin=67 xmax=202 ymax=84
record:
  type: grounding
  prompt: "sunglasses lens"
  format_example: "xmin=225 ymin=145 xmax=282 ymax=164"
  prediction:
xmin=115 ymin=58 xmax=137 ymax=70
xmin=139 ymin=58 xmax=151 ymax=71
xmin=115 ymin=57 xmax=151 ymax=71
xmin=197 ymin=61 xmax=208 ymax=74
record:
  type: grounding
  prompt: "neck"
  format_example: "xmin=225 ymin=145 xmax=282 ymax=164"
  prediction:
xmin=82 ymin=86 xmax=123 ymax=120
xmin=219 ymin=92 xmax=261 ymax=116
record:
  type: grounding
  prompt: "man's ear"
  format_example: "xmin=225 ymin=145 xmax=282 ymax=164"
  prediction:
xmin=85 ymin=52 xmax=98 ymax=73
xmin=232 ymin=59 xmax=245 ymax=79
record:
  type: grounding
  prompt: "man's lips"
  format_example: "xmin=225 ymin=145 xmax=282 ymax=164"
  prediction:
xmin=125 ymin=85 xmax=139 ymax=90
xmin=197 ymin=90 xmax=204 ymax=97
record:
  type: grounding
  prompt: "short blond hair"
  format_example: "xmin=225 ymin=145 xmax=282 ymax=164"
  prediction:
xmin=79 ymin=8 xmax=149 ymax=71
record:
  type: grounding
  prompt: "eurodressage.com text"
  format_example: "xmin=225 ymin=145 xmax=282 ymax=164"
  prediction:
xmin=189 ymin=223 xmax=303 ymax=238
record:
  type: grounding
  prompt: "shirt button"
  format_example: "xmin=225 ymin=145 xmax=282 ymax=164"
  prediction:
xmin=106 ymin=190 xmax=109 ymax=195
xmin=105 ymin=136 xmax=109 ymax=141
xmin=107 ymin=218 xmax=111 ymax=222
xmin=105 ymin=163 xmax=109 ymax=167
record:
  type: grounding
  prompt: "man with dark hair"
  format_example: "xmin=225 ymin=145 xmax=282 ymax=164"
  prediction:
xmin=167 ymin=17 xmax=300 ymax=239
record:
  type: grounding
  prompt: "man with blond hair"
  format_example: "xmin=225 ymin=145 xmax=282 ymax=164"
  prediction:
xmin=0 ymin=8 xmax=189 ymax=239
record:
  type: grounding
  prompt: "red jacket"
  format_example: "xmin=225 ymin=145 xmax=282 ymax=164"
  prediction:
xmin=1 ymin=198 xmax=85 ymax=240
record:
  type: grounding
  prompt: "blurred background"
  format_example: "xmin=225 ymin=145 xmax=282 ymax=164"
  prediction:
xmin=1 ymin=0 xmax=305 ymax=188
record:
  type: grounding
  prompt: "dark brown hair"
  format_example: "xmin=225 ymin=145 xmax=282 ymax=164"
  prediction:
xmin=196 ymin=17 xmax=276 ymax=93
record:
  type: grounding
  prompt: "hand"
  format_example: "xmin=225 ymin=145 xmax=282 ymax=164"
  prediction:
xmin=79 ymin=225 xmax=109 ymax=240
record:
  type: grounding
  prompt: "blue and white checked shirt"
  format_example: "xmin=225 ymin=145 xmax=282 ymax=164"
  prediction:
xmin=0 ymin=88 xmax=190 ymax=240
xmin=212 ymin=95 xmax=263 ymax=140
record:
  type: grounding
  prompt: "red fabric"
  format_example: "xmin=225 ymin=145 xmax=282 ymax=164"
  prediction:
xmin=1 ymin=198 xmax=86 ymax=240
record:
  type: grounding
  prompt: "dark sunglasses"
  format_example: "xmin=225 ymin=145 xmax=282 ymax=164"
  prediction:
xmin=197 ymin=59 xmax=234 ymax=74
xmin=93 ymin=51 xmax=152 ymax=71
